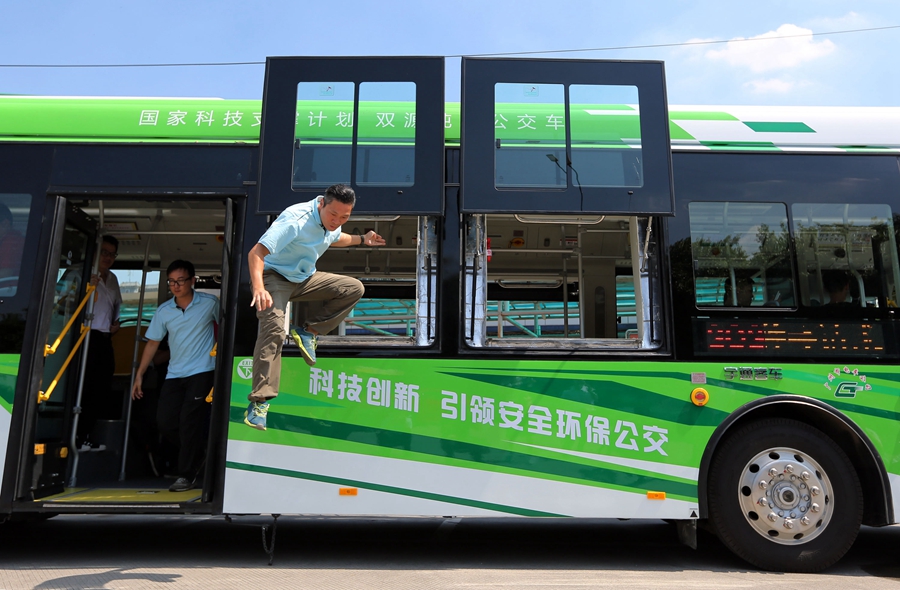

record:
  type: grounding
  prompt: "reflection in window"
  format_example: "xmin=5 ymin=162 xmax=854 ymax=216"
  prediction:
xmin=569 ymin=84 xmax=643 ymax=188
xmin=292 ymin=81 xmax=354 ymax=188
xmin=792 ymin=203 xmax=900 ymax=309
xmin=113 ymin=270 xmax=160 ymax=324
xmin=689 ymin=202 xmax=794 ymax=307
xmin=50 ymin=224 xmax=91 ymax=352
xmin=357 ymin=82 xmax=416 ymax=186
xmin=0 ymin=194 xmax=28 ymax=296
xmin=494 ymin=83 xmax=566 ymax=188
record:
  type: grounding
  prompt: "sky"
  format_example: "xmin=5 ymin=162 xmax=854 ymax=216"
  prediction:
xmin=2 ymin=0 xmax=899 ymax=106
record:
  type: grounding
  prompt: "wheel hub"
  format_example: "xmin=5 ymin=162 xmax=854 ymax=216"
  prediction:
xmin=740 ymin=447 xmax=832 ymax=545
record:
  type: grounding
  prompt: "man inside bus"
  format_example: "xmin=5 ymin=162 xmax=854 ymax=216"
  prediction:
xmin=77 ymin=235 xmax=123 ymax=450
xmin=245 ymin=184 xmax=385 ymax=431
xmin=131 ymin=260 xmax=219 ymax=492
xmin=823 ymin=269 xmax=854 ymax=306
xmin=723 ymin=276 xmax=754 ymax=307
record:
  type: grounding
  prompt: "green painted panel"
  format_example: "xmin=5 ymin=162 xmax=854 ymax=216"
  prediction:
xmin=227 ymin=357 xmax=900 ymax=490
xmin=669 ymin=111 xmax=739 ymax=121
xmin=0 ymin=354 xmax=19 ymax=411
xmin=226 ymin=410 xmax=698 ymax=499
xmin=743 ymin=121 xmax=815 ymax=133
xmin=227 ymin=460 xmax=565 ymax=516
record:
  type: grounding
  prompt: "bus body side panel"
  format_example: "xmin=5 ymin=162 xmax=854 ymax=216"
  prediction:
xmin=223 ymin=357 xmax=702 ymax=518
xmin=221 ymin=357 xmax=900 ymax=519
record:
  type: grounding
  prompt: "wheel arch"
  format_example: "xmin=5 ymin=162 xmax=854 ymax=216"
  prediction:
xmin=698 ymin=395 xmax=893 ymax=526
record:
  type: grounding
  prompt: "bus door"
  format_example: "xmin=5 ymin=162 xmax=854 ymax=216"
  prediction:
xmin=17 ymin=201 xmax=98 ymax=500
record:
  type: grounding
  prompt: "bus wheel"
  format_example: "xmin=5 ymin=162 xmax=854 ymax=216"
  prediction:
xmin=708 ymin=418 xmax=862 ymax=572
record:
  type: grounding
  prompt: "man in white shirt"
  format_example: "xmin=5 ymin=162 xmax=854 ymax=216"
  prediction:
xmin=78 ymin=235 xmax=123 ymax=449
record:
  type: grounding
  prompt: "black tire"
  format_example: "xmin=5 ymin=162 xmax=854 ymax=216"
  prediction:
xmin=708 ymin=418 xmax=862 ymax=572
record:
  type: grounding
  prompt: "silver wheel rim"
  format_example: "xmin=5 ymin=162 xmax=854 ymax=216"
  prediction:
xmin=739 ymin=446 xmax=833 ymax=545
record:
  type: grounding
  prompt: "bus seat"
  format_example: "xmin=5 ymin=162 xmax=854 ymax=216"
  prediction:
xmin=111 ymin=325 xmax=147 ymax=376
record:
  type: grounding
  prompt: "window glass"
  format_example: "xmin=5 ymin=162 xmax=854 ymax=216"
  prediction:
xmin=689 ymin=202 xmax=794 ymax=307
xmin=357 ymin=82 xmax=416 ymax=186
xmin=292 ymin=82 xmax=355 ymax=188
xmin=0 ymin=193 xmax=30 ymax=297
xmin=569 ymin=84 xmax=643 ymax=188
xmin=791 ymin=203 xmax=900 ymax=309
xmin=114 ymin=270 xmax=160 ymax=324
xmin=494 ymin=83 xmax=566 ymax=188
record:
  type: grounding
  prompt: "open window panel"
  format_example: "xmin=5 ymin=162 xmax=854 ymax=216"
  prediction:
xmin=463 ymin=213 xmax=663 ymax=350
xmin=461 ymin=57 xmax=674 ymax=215
xmin=32 ymin=197 xmax=231 ymax=502
xmin=257 ymin=57 xmax=445 ymax=215
xmin=288 ymin=215 xmax=438 ymax=348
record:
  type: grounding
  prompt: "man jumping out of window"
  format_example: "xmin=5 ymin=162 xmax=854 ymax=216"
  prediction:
xmin=245 ymin=184 xmax=385 ymax=431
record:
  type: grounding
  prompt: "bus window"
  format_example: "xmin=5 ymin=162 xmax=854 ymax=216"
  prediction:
xmin=569 ymin=84 xmax=643 ymax=188
xmin=0 ymin=194 xmax=30 ymax=297
xmin=292 ymin=82 xmax=355 ymax=188
xmin=114 ymin=269 xmax=160 ymax=325
xmin=111 ymin=269 xmax=160 ymax=377
xmin=494 ymin=83 xmax=565 ymax=189
xmin=291 ymin=81 xmax=419 ymax=190
xmin=305 ymin=215 xmax=437 ymax=347
xmin=791 ymin=203 xmax=900 ymax=309
xmin=464 ymin=214 xmax=662 ymax=349
xmin=689 ymin=202 xmax=795 ymax=308
xmin=356 ymin=82 xmax=416 ymax=187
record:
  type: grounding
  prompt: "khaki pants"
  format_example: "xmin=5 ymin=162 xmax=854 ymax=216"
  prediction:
xmin=250 ymin=270 xmax=363 ymax=401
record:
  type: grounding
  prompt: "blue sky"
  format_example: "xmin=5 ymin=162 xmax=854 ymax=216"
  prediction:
xmin=2 ymin=0 xmax=899 ymax=106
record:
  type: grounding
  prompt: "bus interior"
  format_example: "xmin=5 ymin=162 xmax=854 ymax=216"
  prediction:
xmin=36 ymin=196 xmax=230 ymax=505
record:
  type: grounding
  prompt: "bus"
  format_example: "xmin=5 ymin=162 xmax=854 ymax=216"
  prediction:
xmin=1 ymin=56 xmax=899 ymax=573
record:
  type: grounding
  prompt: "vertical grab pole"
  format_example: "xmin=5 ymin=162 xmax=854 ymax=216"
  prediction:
xmin=68 ymin=210 xmax=103 ymax=488
xmin=119 ymin=231 xmax=154 ymax=481
xmin=576 ymin=225 xmax=585 ymax=338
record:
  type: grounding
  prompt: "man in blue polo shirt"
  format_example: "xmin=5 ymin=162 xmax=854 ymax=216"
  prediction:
xmin=132 ymin=259 xmax=219 ymax=492
xmin=245 ymin=184 xmax=385 ymax=431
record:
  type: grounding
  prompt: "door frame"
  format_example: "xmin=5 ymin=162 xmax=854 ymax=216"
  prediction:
xmin=12 ymin=197 xmax=98 ymax=500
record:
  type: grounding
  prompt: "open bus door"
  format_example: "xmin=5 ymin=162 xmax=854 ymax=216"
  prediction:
xmin=15 ymin=200 xmax=98 ymax=501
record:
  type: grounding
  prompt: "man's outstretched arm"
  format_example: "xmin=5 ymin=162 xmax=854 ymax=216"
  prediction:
xmin=248 ymin=242 xmax=273 ymax=311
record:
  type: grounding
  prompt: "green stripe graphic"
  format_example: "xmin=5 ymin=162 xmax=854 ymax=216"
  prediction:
xmin=226 ymin=460 xmax=564 ymax=516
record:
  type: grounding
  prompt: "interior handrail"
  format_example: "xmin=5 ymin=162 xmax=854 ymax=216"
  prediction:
xmin=44 ymin=284 xmax=96 ymax=357
xmin=38 ymin=324 xmax=90 ymax=404
xmin=205 ymin=342 xmax=217 ymax=403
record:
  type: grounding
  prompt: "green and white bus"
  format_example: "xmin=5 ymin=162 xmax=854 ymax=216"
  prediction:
xmin=1 ymin=56 xmax=899 ymax=572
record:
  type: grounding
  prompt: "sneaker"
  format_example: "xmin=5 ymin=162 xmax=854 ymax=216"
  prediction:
xmin=169 ymin=477 xmax=194 ymax=492
xmin=291 ymin=327 xmax=317 ymax=366
xmin=244 ymin=401 xmax=269 ymax=431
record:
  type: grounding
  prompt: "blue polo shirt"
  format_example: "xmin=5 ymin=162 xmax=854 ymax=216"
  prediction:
xmin=259 ymin=196 xmax=342 ymax=283
xmin=146 ymin=290 xmax=219 ymax=379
